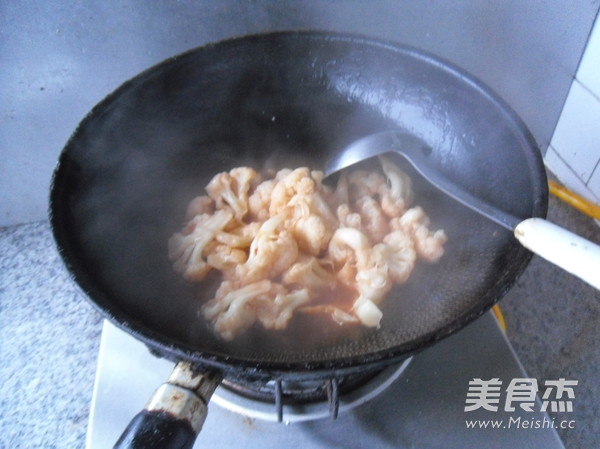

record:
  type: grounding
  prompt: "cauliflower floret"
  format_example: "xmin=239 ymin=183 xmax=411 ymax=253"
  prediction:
xmin=328 ymin=227 xmax=370 ymax=269
xmin=353 ymin=196 xmax=389 ymax=243
xmin=185 ymin=195 xmax=214 ymax=219
xmin=334 ymin=260 xmax=357 ymax=290
xmin=201 ymin=280 xmax=273 ymax=341
xmin=379 ymin=155 xmax=413 ymax=216
xmin=205 ymin=243 xmax=248 ymax=271
xmin=215 ymin=222 xmax=260 ymax=248
xmin=310 ymin=170 xmax=326 ymax=186
xmin=205 ymin=167 xmax=258 ymax=220
xmin=328 ymin=227 xmax=389 ymax=327
xmin=304 ymin=190 xmax=338 ymax=226
xmin=255 ymin=287 xmax=312 ymax=330
xmin=311 ymin=169 xmax=337 ymax=202
xmin=248 ymin=179 xmax=276 ymax=222
xmin=328 ymin=227 xmax=371 ymax=290
xmin=236 ymin=214 xmax=298 ymax=284
xmin=353 ymin=295 xmax=384 ymax=328
xmin=282 ymin=255 xmax=337 ymax=293
xmin=393 ymin=207 xmax=447 ymax=262
xmin=337 ymin=204 xmax=362 ymax=229
xmin=349 ymin=229 xmax=416 ymax=328
xmin=269 ymin=168 xmax=315 ymax=216
xmin=274 ymin=168 xmax=292 ymax=180
xmin=287 ymin=192 xmax=338 ymax=255
xmin=355 ymin=265 xmax=391 ymax=304
xmin=347 ymin=170 xmax=386 ymax=201
xmin=202 ymin=280 xmax=311 ymax=339
xmin=300 ymin=304 xmax=360 ymax=325
xmin=353 ymin=253 xmax=392 ymax=328
xmin=329 ymin=173 xmax=350 ymax=209
xmin=374 ymin=230 xmax=417 ymax=283
xmin=291 ymin=214 xmax=331 ymax=256
xmin=345 ymin=158 xmax=413 ymax=221
xmin=168 ymin=208 xmax=233 ymax=281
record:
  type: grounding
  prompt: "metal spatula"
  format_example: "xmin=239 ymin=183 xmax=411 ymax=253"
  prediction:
xmin=324 ymin=131 xmax=600 ymax=290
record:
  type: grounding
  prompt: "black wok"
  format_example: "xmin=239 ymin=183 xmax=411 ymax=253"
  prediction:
xmin=49 ymin=31 xmax=547 ymax=448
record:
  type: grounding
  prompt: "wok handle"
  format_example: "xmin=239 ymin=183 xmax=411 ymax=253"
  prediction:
xmin=114 ymin=362 xmax=222 ymax=449
xmin=113 ymin=410 xmax=197 ymax=449
xmin=514 ymin=218 xmax=600 ymax=290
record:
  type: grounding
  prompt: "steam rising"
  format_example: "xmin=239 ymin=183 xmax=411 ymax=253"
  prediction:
xmin=53 ymin=33 xmax=540 ymax=364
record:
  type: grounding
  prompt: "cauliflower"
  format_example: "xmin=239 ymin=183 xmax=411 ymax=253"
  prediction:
xmin=168 ymin=208 xmax=233 ymax=281
xmin=274 ymin=168 xmax=292 ymax=180
xmin=343 ymin=157 xmax=413 ymax=222
xmin=185 ymin=195 xmax=214 ymax=219
xmin=300 ymin=304 xmax=360 ymax=325
xmin=328 ymin=227 xmax=370 ymax=269
xmin=205 ymin=222 xmax=259 ymax=275
xmin=248 ymin=179 xmax=276 ymax=222
xmin=282 ymin=255 xmax=337 ymax=293
xmin=329 ymin=173 xmax=350 ymax=209
xmin=205 ymin=167 xmax=258 ymax=220
xmin=347 ymin=170 xmax=386 ymax=201
xmin=352 ymin=244 xmax=393 ymax=328
xmin=337 ymin=204 xmax=362 ymax=229
xmin=215 ymin=222 xmax=260 ymax=248
xmin=353 ymin=294 xmax=384 ymax=328
xmin=287 ymin=191 xmax=338 ymax=255
xmin=255 ymin=287 xmax=311 ymax=330
xmin=269 ymin=168 xmax=315 ymax=216
xmin=202 ymin=280 xmax=273 ymax=341
xmin=379 ymin=155 xmax=413 ymax=215
xmin=291 ymin=214 xmax=331 ymax=256
xmin=205 ymin=243 xmax=247 ymax=271
xmin=201 ymin=280 xmax=311 ymax=340
xmin=327 ymin=227 xmax=389 ymax=327
xmin=353 ymin=196 xmax=389 ymax=243
xmin=327 ymin=226 xmax=417 ymax=328
xmin=393 ymin=207 xmax=447 ymax=262
xmin=373 ymin=230 xmax=417 ymax=283
xmin=235 ymin=214 xmax=298 ymax=284
xmin=355 ymin=259 xmax=392 ymax=303
xmin=169 ymin=157 xmax=446 ymax=340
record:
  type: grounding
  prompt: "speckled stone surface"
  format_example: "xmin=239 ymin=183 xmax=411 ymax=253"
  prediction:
xmin=0 ymin=222 xmax=102 ymax=449
xmin=0 ymin=195 xmax=599 ymax=449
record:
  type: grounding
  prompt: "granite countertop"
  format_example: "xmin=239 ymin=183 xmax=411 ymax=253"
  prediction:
xmin=1 ymin=195 xmax=599 ymax=449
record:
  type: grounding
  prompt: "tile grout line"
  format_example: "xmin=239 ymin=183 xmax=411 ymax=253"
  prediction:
xmin=574 ymin=78 xmax=600 ymax=104
xmin=545 ymin=146 xmax=600 ymax=203
xmin=586 ymin=158 xmax=600 ymax=190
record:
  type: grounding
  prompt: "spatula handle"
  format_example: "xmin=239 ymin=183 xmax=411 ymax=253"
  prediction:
xmin=514 ymin=218 xmax=600 ymax=290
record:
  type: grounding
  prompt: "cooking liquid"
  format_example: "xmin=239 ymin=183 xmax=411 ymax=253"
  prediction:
xmin=196 ymin=262 xmax=373 ymax=351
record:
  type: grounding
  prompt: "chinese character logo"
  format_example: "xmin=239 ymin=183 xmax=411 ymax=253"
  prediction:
xmin=505 ymin=378 xmax=538 ymax=412
xmin=541 ymin=379 xmax=578 ymax=412
xmin=464 ymin=378 xmax=502 ymax=412
xmin=464 ymin=378 xmax=577 ymax=413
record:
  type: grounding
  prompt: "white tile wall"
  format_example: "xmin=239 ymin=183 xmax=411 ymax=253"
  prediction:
xmin=546 ymin=12 xmax=600 ymax=205
xmin=549 ymin=81 xmax=600 ymax=182
xmin=577 ymin=14 xmax=600 ymax=101
xmin=589 ymin=164 xmax=600 ymax=196
xmin=545 ymin=146 xmax=600 ymax=201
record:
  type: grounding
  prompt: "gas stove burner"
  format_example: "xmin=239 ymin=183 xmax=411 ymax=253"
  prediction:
xmin=222 ymin=369 xmax=381 ymax=404
xmin=212 ymin=358 xmax=412 ymax=423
